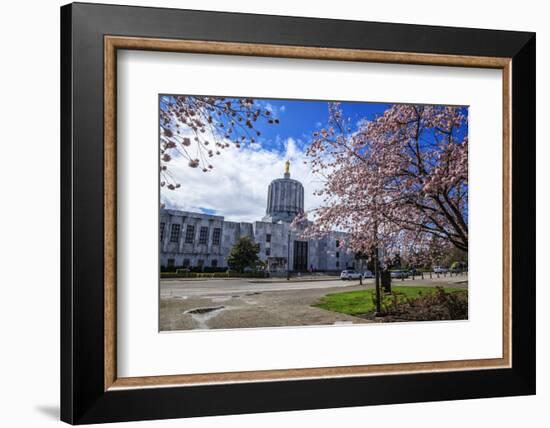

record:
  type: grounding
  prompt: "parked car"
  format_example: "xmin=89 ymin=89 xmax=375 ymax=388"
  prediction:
xmin=449 ymin=262 xmax=467 ymax=274
xmin=390 ymin=270 xmax=409 ymax=279
xmin=433 ymin=266 xmax=448 ymax=274
xmin=408 ymin=268 xmax=420 ymax=276
xmin=340 ymin=270 xmax=362 ymax=280
xmin=362 ymin=270 xmax=374 ymax=279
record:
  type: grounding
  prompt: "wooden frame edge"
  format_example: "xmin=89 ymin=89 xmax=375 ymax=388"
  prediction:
xmin=103 ymin=35 xmax=512 ymax=391
xmin=110 ymin=357 xmax=508 ymax=390
xmin=104 ymin=36 xmax=117 ymax=390
xmin=502 ymin=61 xmax=513 ymax=370
xmin=105 ymin=35 xmax=511 ymax=68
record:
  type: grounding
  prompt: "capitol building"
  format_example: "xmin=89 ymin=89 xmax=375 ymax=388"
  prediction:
xmin=160 ymin=161 xmax=356 ymax=275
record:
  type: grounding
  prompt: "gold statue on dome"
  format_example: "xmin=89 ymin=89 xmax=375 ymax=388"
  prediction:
xmin=285 ymin=160 xmax=290 ymax=174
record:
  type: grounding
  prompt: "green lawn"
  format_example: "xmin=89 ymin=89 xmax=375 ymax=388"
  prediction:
xmin=313 ymin=286 xmax=465 ymax=316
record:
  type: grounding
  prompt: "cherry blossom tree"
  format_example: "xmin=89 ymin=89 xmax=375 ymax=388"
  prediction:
xmin=302 ymin=102 xmax=468 ymax=262
xmin=159 ymin=95 xmax=278 ymax=190
xmin=404 ymin=234 xmax=454 ymax=271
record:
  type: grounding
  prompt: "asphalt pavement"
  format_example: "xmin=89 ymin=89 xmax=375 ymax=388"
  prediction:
xmin=159 ymin=274 xmax=467 ymax=331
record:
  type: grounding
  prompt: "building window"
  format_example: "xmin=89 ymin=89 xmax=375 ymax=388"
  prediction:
xmin=266 ymin=233 xmax=271 ymax=243
xmin=160 ymin=222 xmax=165 ymax=242
xmin=266 ymin=248 xmax=271 ymax=256
xmin=197 ymin=259 xmax=204 ymax=268
xmin=169 ymin=224 xmax=180 ymax=243
xmin=199 ymin=226 xmax=209 ymax=244
xmin=212 ymin=228 xmax=221 ymax=245
xmin=336 ymin=251 xmax=340 ymax=258
xmin=185 ymin=225 xmax=195 ymax=243
xmin=336 ymin=261 xmax=340 ymax=268
xmin=336 ymin=239 xmax=340 ymax=248
xmin=211 ymin=259 xmax=218 ymax=267
xmin=167 ymin=258 xmax=175 ymax=268
xmin=182 ymin=259 xmax=190 ymax=268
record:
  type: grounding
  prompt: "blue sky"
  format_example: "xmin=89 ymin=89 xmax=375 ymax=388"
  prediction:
xmin=248 ymin=98 xmax=392 ymax=154
xmin=161 ymin=97 xmax=468 ymax=222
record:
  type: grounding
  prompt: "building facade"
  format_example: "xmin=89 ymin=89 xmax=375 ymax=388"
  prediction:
xmin=160 ymin=161 xmax=356 ymax=274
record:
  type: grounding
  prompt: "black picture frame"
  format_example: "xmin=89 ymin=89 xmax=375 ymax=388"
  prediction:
xmin=61 ymin=2 xmax=535 ymax=424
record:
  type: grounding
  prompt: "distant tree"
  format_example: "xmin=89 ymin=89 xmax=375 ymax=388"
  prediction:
xmin=389 ymin=253 xmax=402 ymax=269
xmin=406 ymin=235 xmax=453 ymax=269
xmin=226 ymin=236 xmax=261 ymax=273
xmin=441 ymin=246 xmax=468 ymax=268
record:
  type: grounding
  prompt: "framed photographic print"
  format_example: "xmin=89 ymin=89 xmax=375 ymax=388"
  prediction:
xmin=61 ymin=2 xmax=536 ymax=424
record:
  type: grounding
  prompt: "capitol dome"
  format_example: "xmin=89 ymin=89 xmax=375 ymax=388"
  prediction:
xmin=262 ymin=160 xmax=305 ymax=223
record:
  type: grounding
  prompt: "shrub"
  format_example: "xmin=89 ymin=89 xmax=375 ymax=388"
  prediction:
xmin=160 ymin=271 xmax=267 ymax=279
xmin=203 ymin=267 xmax=228 ymax=273
xmin=372 ymin=287 xmax=467 ymax=321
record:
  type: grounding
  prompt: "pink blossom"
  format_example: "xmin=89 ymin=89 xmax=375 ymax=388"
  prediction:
xmin=302 ymin=103 xmax=468 ymax=260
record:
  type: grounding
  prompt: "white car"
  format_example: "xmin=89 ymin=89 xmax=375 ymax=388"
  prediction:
xmin=340 ymin=270 xmax=362 ymax=280
xmin=433 ymin=266 xmax=448 ymax=274
xmin=362 ymin=270 xmax=374 ymax=279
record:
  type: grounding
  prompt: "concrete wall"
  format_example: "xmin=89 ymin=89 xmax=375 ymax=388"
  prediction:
xmin=160 ymin=209 xmax=356 ymax=272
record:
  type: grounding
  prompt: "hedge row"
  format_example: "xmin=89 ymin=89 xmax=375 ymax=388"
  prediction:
xmin=161 ymin=271 xmax=267 ymax=279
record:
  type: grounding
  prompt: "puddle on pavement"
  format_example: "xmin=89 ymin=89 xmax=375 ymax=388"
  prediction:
xmin=183 ymin=306 xmax=225 ymax=329
xmin=186 ymin=306 xmax=224 ymax=315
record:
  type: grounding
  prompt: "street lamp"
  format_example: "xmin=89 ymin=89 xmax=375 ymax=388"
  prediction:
xmin=286 ymin=229 xmax=291 ymax=280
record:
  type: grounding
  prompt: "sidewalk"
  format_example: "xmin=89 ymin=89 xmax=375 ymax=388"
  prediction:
xmin=161 ymin=274 xmax=341 ymax=283
xmin=248 ymin=276 xmax=340 ymax=284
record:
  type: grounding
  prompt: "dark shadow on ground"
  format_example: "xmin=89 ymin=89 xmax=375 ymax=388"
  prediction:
xmin=35 ymin=405 xmax=59 ymax=420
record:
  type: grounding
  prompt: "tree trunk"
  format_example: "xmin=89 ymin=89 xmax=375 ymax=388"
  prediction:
xmin=374 ymin=248 xmax=381 ymax=315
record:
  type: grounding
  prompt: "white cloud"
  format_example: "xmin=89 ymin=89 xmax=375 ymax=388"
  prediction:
xmin=161 ymin=137 xmax=325 ymax=223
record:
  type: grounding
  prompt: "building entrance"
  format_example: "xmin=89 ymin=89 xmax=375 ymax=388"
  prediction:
xmin=293 ymin=241 xmax=308 ymax=271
